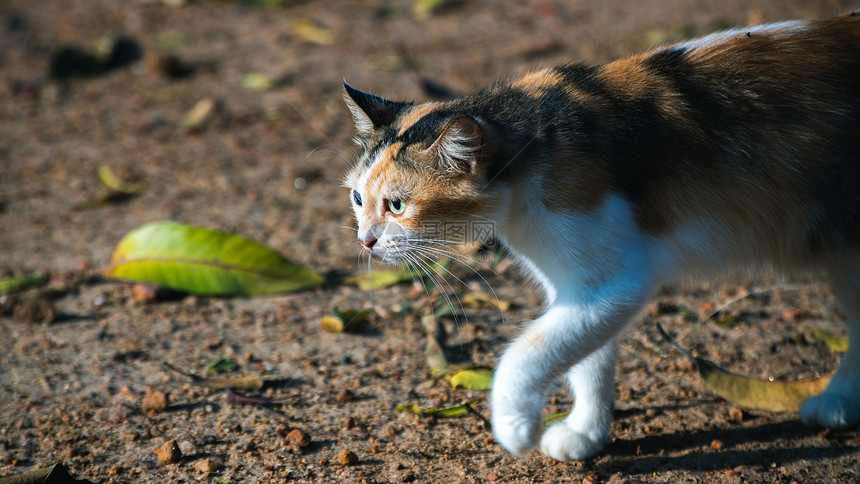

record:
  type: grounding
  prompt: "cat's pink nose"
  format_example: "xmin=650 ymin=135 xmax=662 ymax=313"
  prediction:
xmin=359 ymin=236 xmax=377 ymax=249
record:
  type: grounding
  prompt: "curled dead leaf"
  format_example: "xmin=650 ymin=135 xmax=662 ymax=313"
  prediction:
xmin=657 ymin=323 xmax=831 ymax=413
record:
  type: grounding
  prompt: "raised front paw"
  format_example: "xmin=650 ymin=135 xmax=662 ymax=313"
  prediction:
xmin=540 ymin=422 xmax=611 ymax=461
xmin=800 ymin=393 xmax=860 ymax=429
xmin=491 ymin=411 xmax=542 ymax=456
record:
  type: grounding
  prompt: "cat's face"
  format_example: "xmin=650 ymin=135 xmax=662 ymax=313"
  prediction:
xmin=343 ymin=84 xmax=501 ymax=265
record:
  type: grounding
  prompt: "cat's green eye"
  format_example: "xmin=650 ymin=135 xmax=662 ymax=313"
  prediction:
xmin=353 ymin=190 xmax=362 ymax=206
xmin=388 ymin=198 xmax=406 ymax=215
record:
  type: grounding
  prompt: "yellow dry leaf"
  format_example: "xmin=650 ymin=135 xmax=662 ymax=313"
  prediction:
xmin=461 ymin=290 xmax=511 ymax=311
xmin=292 ymin=18 xmax=333 ymax=45
xmin=658 ymin=323 xmax=831 ymax=413
xmin=180 ymin=98 xmax=216 ymax=133
xmin=319 ymin=314 xmax=345 ymax=333
xmin=695 ymin=357 xmax=831 ymax=413
xmin=320 ymin=308 xmax=372 ymax=333
xmin=98 ymin=165 xmax=144 ymax=194
xmin=813 ymin=330 xmax=849 ymax=353
xmin=204 ymin=373 xmax=264 ymax=391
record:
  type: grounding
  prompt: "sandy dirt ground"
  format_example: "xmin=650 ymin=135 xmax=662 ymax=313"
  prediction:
xmin=2 ymin=0 xmax=859 ymax=482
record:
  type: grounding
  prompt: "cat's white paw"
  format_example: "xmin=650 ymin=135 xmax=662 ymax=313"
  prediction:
xmin=800 ymin=393 xmax=860 ymax=429
xmin=539 ymin=422 xmax=611 ymax=462
xmin=491 ymin=411 xmax=542 ymax=456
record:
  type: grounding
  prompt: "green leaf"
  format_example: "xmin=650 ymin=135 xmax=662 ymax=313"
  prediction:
xmin=543 ymin=410 xmax=570 ymax=429
xmin=396 ymin=401 xmax=476 ymax=418
xmin=813 ymin=330 xmax=849 ymax=353
xmin=242 ymin=72 xmax=276 ymax=92
xmin=445 ymin=369 xmax=493 ymax=390
xmin=342 ymin=267 xmax=419 ymax=291
xmin=0 ymin=274 xmax=49 ymax=294
xmin=105 ymin=221 xmax=324 ymax=296
xmin=206 ymin=356 xmax=239 ymax=376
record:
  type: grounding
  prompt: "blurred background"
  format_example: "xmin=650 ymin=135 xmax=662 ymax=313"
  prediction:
xmin=2 ymin=0 xmax=855 ymax=274
xmin=1 ymin=1 xmax=857 ymax=482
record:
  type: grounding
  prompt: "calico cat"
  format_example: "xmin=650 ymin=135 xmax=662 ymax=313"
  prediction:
xmin=343 ymin=12 xmax=860 ymax=461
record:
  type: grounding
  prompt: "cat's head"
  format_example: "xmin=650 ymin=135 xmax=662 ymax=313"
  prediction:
xmin=343 ymin=83 xmax=503 ymax=265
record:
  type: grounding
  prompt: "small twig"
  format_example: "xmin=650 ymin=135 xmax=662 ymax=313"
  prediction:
xmin=673 ymin=284 xmax=808 ymax=344
xmin=164 ymin=361 xmax=290 ymax=418
xmin=656 ymin=323 xmax=696 ymax=361
xmin=162 ymin=361 xmax=216 ymax=389
xmin=225 ymin=388 xmax=291 ymax=418
xmin=460 ymin=400 xmax=492 ymax=431
xmin=225 ymin=388 xmax=278 ymax=405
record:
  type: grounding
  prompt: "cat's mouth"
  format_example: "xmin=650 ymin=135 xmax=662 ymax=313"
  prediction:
xmin=363 ymin=246 xmax=408 ymax=266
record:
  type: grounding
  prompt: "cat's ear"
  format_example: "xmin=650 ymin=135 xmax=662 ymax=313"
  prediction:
xmin=343 ymin=82 xmax=409 ymax=138
xmin=427 ymin=116 xmax=483 ymax=175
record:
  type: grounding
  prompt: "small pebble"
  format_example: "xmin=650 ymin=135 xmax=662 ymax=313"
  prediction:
xmin=192 ymin=457 xmax=222 ymax=474
xmin=132 ymin=284 xmax=158 ymax=304
xmin=728 ymin=406 xmax=744 ymax=423
xmin=336 ymin=389 xmax=356 ymax=403
xmin=337 ymin=449 xmax=358 ymax=465
xmin=287 ymin=429 xmax=311 ymax=447
xmin=142 ymin=387 xmax=169 ymax=415
xmin=154 ymin=439 xmax=182 ymax=464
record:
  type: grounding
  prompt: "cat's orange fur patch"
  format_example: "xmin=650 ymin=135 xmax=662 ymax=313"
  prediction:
xmin=598 ymin=55 xmax=689 ymax=122
xmin=513 ymin=69 xmax=565 ymax=95
xmin=398 ymin=103 xmax=441 ymax=136
xmin=364 ymin=142 xmax=403 ymax=195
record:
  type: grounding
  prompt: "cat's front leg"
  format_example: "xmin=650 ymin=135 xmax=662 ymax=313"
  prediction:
xmin=490 ymin=291 xmax=647 ymax=460
xmin=540 ymin=340 xmax=616 ymax=461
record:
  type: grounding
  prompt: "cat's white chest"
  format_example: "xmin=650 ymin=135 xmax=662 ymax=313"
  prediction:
xmin=497 ymin=192 xmax=664 ymax=304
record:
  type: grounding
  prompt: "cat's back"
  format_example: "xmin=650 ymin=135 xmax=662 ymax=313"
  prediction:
xmin=481 ymin=12 xmax=860 ymax=266
xmin=571 ymin=12 xmax=860 ymax=260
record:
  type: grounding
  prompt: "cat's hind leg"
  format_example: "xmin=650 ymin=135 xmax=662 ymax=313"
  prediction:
xmin=800 ymin=254 xmax=860 ymax=429
xmin=540 ymin=339 xmax=616 ymax=461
